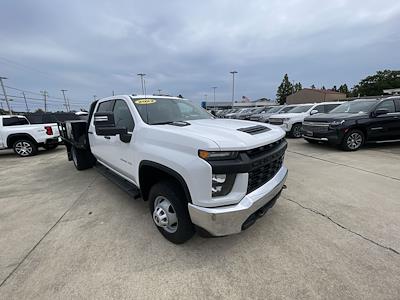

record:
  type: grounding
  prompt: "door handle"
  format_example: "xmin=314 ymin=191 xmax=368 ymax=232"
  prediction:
xmin=104 ymin=136 xmax=110 ymax=139
xmin=88 ymin=131 xmax=93 ymax=134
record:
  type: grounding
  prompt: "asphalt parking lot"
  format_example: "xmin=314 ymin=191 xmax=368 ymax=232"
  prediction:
xmin=1 ymin=139 xmax=400 ymax=299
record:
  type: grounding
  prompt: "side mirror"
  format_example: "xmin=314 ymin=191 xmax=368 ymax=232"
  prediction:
xmin=374 ymin=108 xmax=389 ymax=116
xmin=94 ymin=112 xmax=128 ymax=137
xmin=310 ymin=109 xmax=319 ymax=115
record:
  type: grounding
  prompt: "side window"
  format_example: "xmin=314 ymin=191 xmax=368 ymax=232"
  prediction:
xmin=97 ymin=100 xmax=115 ymax=112
xmin=376 ymin=100 xmax=395 ymax=113
xmin=113 ymin=100 xmax=135 ymax=132
xmin=3 ymin=117 xmax=29 ymax=126
xmin=324 ymin=104 xmax=339 ymax=113
xmin=314 ymin=105 xmax=324 ymax=113
xmin=394 ymin=99 xmax=400 ymax=112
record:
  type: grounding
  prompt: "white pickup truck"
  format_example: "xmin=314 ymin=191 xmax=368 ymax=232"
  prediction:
xmin=0 ymin=115 xmax=60 ymax=157
xmin=269 ymin=102 xmax=344 ymax=137
xmin=60 ymin=95 xmax=288 ymax=244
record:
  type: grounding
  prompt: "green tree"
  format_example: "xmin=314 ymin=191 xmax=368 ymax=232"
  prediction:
xmin=276 ymin=74 xmax=293 ymax=105
xmin=338 ymin=84 xmax=349 ymax=96
xmin=294 ymin=82 xmax=303 ymax=92
xmin=351 ymin=70 xmax=400 ymax=96
xmin=321 ymin=86 xmax=326 ymax=90
xmin=332 ymin=85 xmax=338 ymax=92
xmin=311 ymin=84 xmax=316 ymax=89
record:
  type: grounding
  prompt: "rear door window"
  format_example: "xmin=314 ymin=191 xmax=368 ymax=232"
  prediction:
xmin=2 ymin=117 xmax=29 ymax=126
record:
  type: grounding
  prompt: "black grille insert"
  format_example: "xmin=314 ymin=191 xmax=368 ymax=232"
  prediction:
xmin=237 ymin=125 xmax=270 ymax=135
xmin=247 ymin=154 xmax=284 ymax=194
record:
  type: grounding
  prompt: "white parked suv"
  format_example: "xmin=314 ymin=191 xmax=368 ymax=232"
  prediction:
xmin=0 ymin=115 xmax=60 ymax=156
xmin=60 ymin=95 xmax=288 ymax=244
xmin=268 ymin=102 xmax=344 ymax=137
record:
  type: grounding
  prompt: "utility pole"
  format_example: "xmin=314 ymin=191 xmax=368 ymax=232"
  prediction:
xmin=61 ymin=89 xmax=69 ymax=111
xmin=157 ymin=89 xmax=162 ymax=95
xmin=22 ymin=92 xmax=29 ymax=112
xmin=230 ymin=71 xmax=238 ymax=108
xmin=0 ymin=76 xmax=11 ymax=114
xmin=112 ymin=90 xmax=115 ymax=96
xmin=212 ymin=86 xmax=217 ymax=110
xmin=137 ymin=73 xmax=146 ymax=95
xmin=40 ymin=90 xmax=48 ymax=112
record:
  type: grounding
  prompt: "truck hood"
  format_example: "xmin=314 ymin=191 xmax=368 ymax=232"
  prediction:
xmin=270 ymin=112 xmax=308 ymax=119
xmin=155 ymin=119 xmax=285 ymax=150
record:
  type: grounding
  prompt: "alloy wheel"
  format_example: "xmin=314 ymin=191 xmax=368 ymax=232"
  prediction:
xmin=15 ymin=141 xmax=33 ymax=156
xmin=347 ymin=132 xmax=363 ymax=150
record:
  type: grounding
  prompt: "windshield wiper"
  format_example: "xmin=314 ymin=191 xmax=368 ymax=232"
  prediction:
xmin=150 ymin=121 xmax=191 ymax=126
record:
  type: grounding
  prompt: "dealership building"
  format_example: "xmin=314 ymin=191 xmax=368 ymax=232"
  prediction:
xmin=286 ymin=88 xmax=346 ymax=104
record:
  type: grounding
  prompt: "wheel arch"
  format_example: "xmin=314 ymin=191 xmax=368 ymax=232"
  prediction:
xmin=139 ymin=161 xmax=192 ymax=203
xmin=7 ymin=133 xmax=37 ymax=148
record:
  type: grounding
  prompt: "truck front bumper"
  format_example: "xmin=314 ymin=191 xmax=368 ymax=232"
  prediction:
xmin=188 ymin=166 xmax=288 ymax=236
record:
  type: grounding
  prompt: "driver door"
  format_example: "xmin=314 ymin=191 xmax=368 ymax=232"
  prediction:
xmin=107 ymin=99 xmax=137 ymax=183
xmin=367 ymin=100 xmax=399 ymax=141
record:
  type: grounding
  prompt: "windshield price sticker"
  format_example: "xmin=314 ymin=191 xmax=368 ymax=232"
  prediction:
xmin=135 ymin=99 xmax=157 ymax=105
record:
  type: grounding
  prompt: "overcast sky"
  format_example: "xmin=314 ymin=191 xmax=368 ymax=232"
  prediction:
xmin=1 ymin=0 xmax=400 ymax=111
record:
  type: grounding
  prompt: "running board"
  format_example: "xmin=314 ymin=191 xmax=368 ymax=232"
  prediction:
xmin=95 ymin=164 xmax=141 ymax=199
xmin=373 ymin=139 xmax=400 ymax=144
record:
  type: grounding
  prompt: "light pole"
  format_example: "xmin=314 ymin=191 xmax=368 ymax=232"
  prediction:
xmin=230 ymin=71 xmax=238 ymax=107
xmin=0 ymin=76 xmax=11 ymax=114
xmin=212 ymin=86 xmax=217 ymax=109
xmin=40 ymin=90 xmax=48 ymax=112
xmin=137 ymin=73 xmax=146 ymax=95
xmin=61 ymin=89 xmax=69 ymax=111
xmin=22 ymin=92 xmax=29 ymax=112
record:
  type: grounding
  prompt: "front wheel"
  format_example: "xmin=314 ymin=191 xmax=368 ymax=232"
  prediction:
xmin=290 ymin=123 xmax=303 ymax=138
xmin=341 ymin=129 xmax=364 ymax=151
xmin=13 ymin=140 xmax=38 ymax=157
xmin=149 ymin=181 xmax=195 ymax=244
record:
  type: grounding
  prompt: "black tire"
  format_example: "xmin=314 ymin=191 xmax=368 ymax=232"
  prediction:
xmin=149 ymin=180 xmax=195 ymax=244
xmin=290 ymin=123 xmax=303 ymax=138
xmin=341 ymin=129 xmax=364 ymax=151
xmin=43 ymin=144 xmax=58 ymax=150
xmin=13 ymin=139 xmax=38 ymax=157
xmin=71 ymin=146 xmax=94 ymax=170
xmin=304 ymin=138 xmax=319 ymax=144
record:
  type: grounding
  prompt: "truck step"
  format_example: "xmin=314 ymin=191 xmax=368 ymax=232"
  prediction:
xmin=95 ymin=164 xmax=141 ymax=199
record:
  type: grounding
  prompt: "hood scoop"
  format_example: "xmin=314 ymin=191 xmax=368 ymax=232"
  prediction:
xmin=237 ymin=125 xmax=270 ymax=135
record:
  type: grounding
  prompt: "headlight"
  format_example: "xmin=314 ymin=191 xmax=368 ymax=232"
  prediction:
xmin=212 ymin=174 xmax=236 ymax=197
xmin=198 ymin=150 xmax=238 ymax=160
xmin=329 ymin=120 xmax=345 ymax=127
xmin=281 ymin=118 xmax=291 ymax=122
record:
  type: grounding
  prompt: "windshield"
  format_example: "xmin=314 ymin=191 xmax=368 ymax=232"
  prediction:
xmin=280 ymin=106 xmax=297 ymax=113
xmin=288 ymin=105 xmax=314 ymax=113
xmin=268 ymin=106 xmax=282 ymax=113
xmin=133 ymin=98 xmax=212 ymax=124
xmin=329 ymin=100 xmax=377 ymax=114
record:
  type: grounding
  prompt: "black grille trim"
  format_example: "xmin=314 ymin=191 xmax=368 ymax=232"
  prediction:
xmin=237 ymin=125 xmax=270 ymax=135
xmin=247 ymin=154 xmax=284 ymax=194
